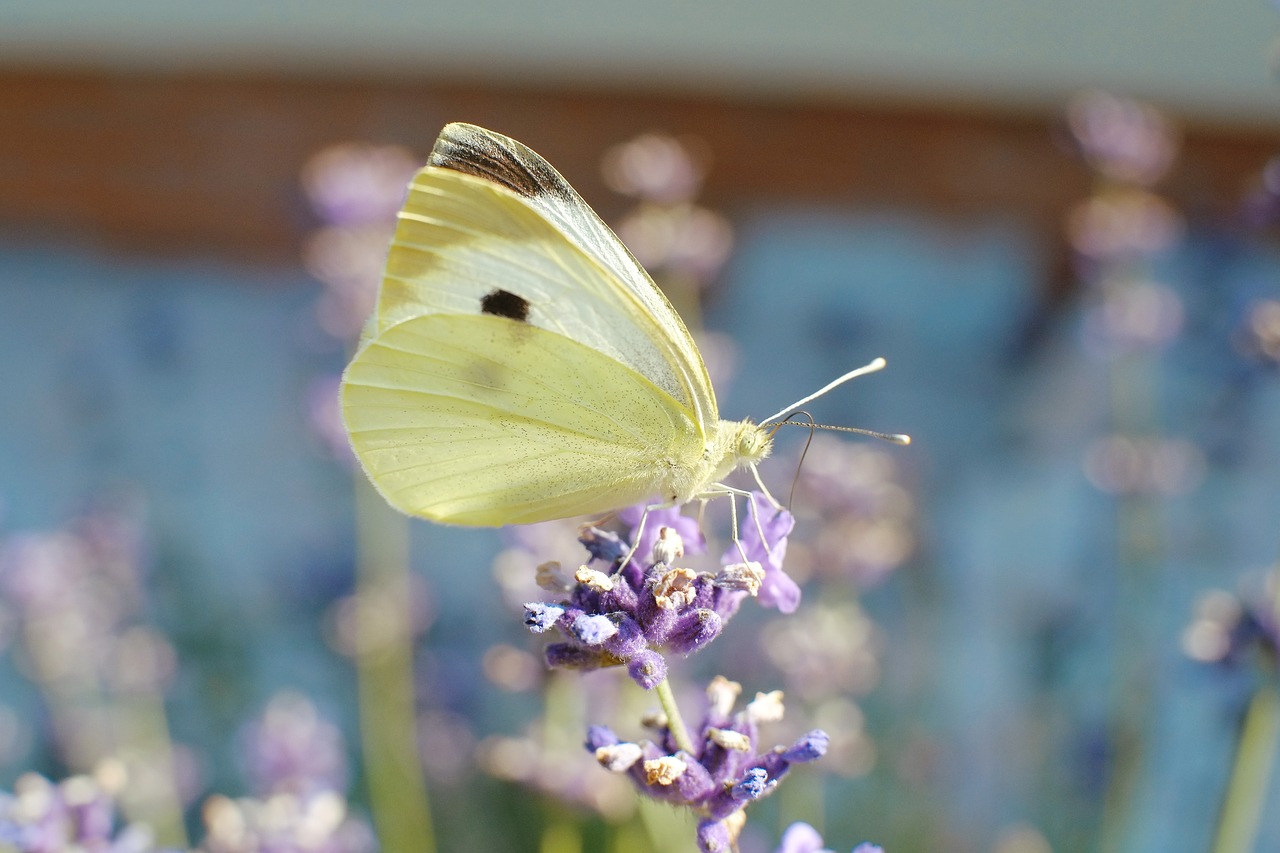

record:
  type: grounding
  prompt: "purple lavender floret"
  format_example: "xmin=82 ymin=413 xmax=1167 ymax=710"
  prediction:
xmin=523 ymin=493 xmax=797 ymax=688
xmin=523 ymin=602 xmax=564 ymax=633
xmin=585 ymin=676 xmax=828 ymax=853
xmin=579 ymin=526 xmax=629 ymax=563
xmin=724 ymin=492 xmax=800 ymax=614
xmin=618 ymin=505 xmax=707 ymax=568
xmin=626 ymin=650 xmax=668 ymax=689
xmin=781 ymin=730 xmax=831 ymax=763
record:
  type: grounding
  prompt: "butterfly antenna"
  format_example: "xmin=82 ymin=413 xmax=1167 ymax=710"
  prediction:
xmin=761 ymin=357 xmax=890 ymax=425
xmin=780 ymin=411 xmax=819 ymax=511
xmin=776 ymin=421 xmax=911 ymax=445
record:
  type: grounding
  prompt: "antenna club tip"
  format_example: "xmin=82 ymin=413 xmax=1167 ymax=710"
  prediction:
xmin=893 ymin=434 xmax=912 ymax=446
xmin=870 ymin=357 xmax=887 ymax=370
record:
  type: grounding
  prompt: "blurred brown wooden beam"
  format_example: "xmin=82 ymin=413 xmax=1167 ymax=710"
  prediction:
xmin=2 ymin=66 xmax=1278 ymax=269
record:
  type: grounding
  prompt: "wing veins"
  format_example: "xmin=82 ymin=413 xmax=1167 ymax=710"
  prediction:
xmin=358 ymin=335 xmax=680 ymax=441
xmin=347 ymin=384 xmax=652 ymax=448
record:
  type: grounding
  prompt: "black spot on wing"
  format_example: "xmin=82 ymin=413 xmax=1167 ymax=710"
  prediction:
xmin=481 ymin=289 xmax=531 ymax=322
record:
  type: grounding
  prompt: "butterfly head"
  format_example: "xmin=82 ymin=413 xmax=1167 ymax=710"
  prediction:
xmin=707 ymin=419 xmax=772 ymax=486
xmin=732 ymin=421 xmax=772 ymax=467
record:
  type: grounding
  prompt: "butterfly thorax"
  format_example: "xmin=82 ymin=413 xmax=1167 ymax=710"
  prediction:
xmin=673 ymin=419 xmax=771 ymax=503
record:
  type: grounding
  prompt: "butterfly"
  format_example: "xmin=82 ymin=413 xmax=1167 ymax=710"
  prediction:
xmin=341 ymin=123 xmax=901 ymax=527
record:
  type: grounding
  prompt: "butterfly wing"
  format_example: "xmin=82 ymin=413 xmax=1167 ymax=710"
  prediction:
xmin=342 ymin=123 xmax=722 ymax=525
xmin=369 ymin=122 xmax=718 ymax=427
xmin=343 ymin=312 xmax=704 ymax=525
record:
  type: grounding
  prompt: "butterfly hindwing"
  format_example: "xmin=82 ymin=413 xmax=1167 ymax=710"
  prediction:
xmin=343 ymin=312 xmax=704 ymax=525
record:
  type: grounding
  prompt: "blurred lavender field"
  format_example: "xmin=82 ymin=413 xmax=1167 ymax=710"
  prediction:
xmin=2 ymin=101 xmax=1280 ymax=852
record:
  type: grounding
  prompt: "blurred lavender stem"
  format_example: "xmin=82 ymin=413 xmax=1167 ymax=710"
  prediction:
xmin=1211 ymin=687 xmax=1279 ymax=853
xmin=12 ymin=519 xmax=188 ymax=848
xmin=1064 ymin=92 xmax=1181 ymax=852
xmin=353 ymin=475 xmax=435 ymax=852
xmin=1096 ymin=285 xmax=1164 ymax=853
xmin=537 ymin=672 xmax=585 ymax=852
xmin=1209 ymin=570 xmax=1280 ymax=853
xmin=115 ymin=693 xmax=189 ymax=847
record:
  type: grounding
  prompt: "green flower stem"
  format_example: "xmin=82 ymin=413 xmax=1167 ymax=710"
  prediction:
xmin=539 ymin=673 xmax=584 ymax=853
xmin=1211 ymin=563 xmax=1280 ymax=853
xmin=116 ymin=693 xmax=189 ymax=849
xmin=653 ymin=677 xmax=696 ymax=756
xmin=1211 ymin=685 xmax=1280 ymax=853
xmin=354 ymin=476 xmax=435 ymax=853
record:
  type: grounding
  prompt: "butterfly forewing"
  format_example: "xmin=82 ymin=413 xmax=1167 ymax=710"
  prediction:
xmin=371 ymin=166 xmax=712 ymax=430
xmin=424 ymin=123 xmax=718 ymax=426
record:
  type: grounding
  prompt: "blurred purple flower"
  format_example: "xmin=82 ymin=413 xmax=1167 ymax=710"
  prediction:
xmin=199 ymin=790 xmax=375 ymax=853
xmin=238 ymin=691 xmax=348 ymax=798
xmin=301 ymin=143 xmax=419 ymax=227
xmin=602 ymin=132 xmax=734 ymax=289
xmin=1080 ymin=280 xmax=1184 ymax=356
xmin=1066 ymin=91 xmax=1176 ymax=186
xmin=0 ymin=773 xmax=159 ymax=853
xmin=775 ymin=821 xmax=828 ymax=853
xmin=305 ymin=375 xmax=356 ymax=467
xmin=1183 ymin=571 xmax=1280 ymax=669
xmin=787 ymin=438 xmax=915 ymax=588
xmin=602 ymin=132 xmax=706 ymax=205
xmin=301 ymin=143 xmax=422 ymax=343
xmin=773 ymin=821 xmax=884 ymax=853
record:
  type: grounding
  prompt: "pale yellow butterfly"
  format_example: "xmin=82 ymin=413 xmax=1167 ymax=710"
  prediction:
xmin=340 ymin=123 xmax=903 ymax=527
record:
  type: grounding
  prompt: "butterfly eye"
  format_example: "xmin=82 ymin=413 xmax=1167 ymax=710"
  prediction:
xmin=736 ymin=426 xmax=771 ymax=464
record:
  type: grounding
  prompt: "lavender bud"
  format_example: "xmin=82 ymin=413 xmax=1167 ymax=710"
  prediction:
xmin=781 ymin=730 xmax=829 ymax=763
xmin=627 ymin=650 xmax=668 ymax=690
xmin=579 ymin=526 xmax=628 ymax=563
xmin=731 ymin=767 xmax=775 ymax=801
xmin=715 ymin=562 xmax=764 ymax=594
xmin=697 ymin=818 xmax=733 ymax=853
xmin=545 ymin=643 xmax=609 ymax=670
xmin=601 ymin=615 xmax=647 ymax=659
xmin=668 ymin=608 xmax=722 ymax=655
xmin=595 ymin=742 xmax=644 ymax=772
xmin=584 ymin=725 xmax=619 ymax=751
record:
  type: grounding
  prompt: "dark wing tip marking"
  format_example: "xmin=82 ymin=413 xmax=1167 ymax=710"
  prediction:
xmin=481 ymin=288 xmax=531 ymax=322
xmin=429 ymin=124 xmax=572 ymax=204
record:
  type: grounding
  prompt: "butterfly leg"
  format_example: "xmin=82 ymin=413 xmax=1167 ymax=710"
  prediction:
xmin=617 ymin=501 xmax=673 ymax=571
xmin=699 ymin=484 xmax=764 ymax=565
xmin=749 ymin=463 xmax=783 ymax=510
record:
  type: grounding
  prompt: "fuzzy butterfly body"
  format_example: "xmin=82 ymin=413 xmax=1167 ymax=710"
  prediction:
xmin=341 ymin=123 xmax=772 ymax=526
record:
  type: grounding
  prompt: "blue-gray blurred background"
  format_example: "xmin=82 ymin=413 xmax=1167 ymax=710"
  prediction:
xmin=4 ymin=3 xmax=1280 ymax=852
